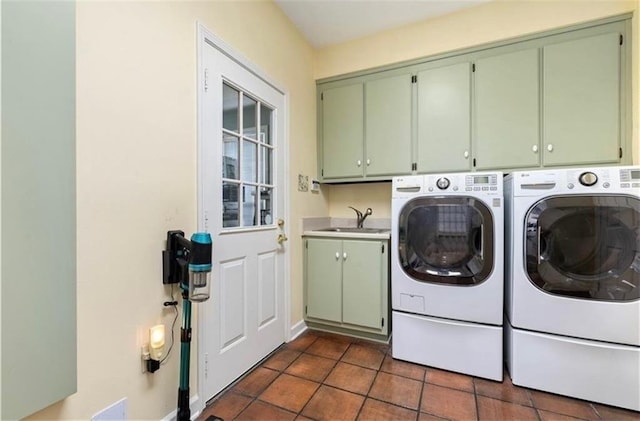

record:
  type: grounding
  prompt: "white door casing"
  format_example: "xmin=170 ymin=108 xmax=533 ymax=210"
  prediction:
xmin=196 ymin=24 xmax=289 ymax=409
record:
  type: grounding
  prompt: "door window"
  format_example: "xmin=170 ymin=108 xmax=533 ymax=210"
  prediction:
xmin=222 ymin=82 xmax=274 ymax=228
xmin=398 ymin=197 xmax=494 ymax=285
xmin=525 ymin=195 xmax=640 ymax=301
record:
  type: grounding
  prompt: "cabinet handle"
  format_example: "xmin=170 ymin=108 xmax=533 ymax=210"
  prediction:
xmin=464 ymin=151 xmax=469 ymax=159
xmin=547 ymin=144 xmax=554 ymax=152
xmin=532 ymin=145 xmax=538 ymax=153
xmin=366 ymin=159 xmax=371 ymax=166
xmin=343 ymin=252 xmax=347 ymax=260
xmin=357 ymin=160 xmax=362 ymax=167
xmin=335 ymin=252 xmax=340 ymax=260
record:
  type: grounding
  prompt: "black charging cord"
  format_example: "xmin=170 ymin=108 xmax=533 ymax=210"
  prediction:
xmin=160 ymin=284 xmax=179 ymax=365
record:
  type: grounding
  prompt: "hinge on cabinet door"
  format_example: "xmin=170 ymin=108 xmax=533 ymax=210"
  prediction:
xmin=305 ymin=305 xmax=308 ymax=315
xmin=411 ymin=163 xmax=417 ymax=171
xmin=204 ymin=68 xmax=209 ymax=92
xmin=305 ymin=240 xmax=308 ymax=249
xmin=322 ymin=169 xmax=324 ymax=177
xmin=381 ymin=318 xmax=384 ymax=327
xmin=321 ymin=93 xmax=324 ymax=100
xmin=381 ymin=243 xmax=385 ymax=253
xmin=619 ymin=147 xmax=623 ymax=159
xmin=411 ymin=75 xmax=417 ymax=83
xmin=204 ymin=353 xmax=209 ymax=378
xmin=472 ymin=63 xmax=476 ymax=72
xmin=473 ymin=158 xmax=476 ymax=167
xmin=620 ymin=35 xmax=623 ymax=45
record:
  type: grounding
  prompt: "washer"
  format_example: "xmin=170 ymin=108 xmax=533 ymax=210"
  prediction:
xmin=391 ymin=172 xmax=504 ymax=381
xmin=505 ymin=166 xmax=640 ymax=411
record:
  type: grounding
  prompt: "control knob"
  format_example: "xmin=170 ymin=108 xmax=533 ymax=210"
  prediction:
xmin=578 ymin=172 xmax=598 ymax=187
xmin=436 ymin=177 xmax=450 ymax=190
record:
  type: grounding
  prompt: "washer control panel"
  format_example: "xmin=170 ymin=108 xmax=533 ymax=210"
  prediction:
xmin=620 ymin=168 xmax=640 ymax=190
xmin=425 ymin=172 xmax=501 ymax=194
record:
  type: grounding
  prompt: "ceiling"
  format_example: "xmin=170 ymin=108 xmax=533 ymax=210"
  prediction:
xmin=274 ymin=0 xmax=491 ymax=48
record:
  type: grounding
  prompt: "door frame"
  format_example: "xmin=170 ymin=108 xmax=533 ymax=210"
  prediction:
xmin=195 ymin=22 xmax=291 ymax=415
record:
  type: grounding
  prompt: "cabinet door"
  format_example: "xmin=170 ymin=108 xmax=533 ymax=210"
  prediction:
xmin=417 ymin=62 xmax=471 ymax=173
xmin=306 ymin=238 xmax=342 ymax=322
xmin=321 ymin=84 xmax=364 ymax=179
xmin=475 ymin=48 xmax=540 ymax=170
xmin=342 ymin=240 xmax=383 ymax=330
xmin=543 ymin=32 xmax=621 ymax=166
xmin=365 ymin=74 xmax=412 ymax=176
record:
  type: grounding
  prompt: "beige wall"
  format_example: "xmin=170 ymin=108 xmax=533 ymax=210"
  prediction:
xmin=321 ymin=0 xmax=639 ymax=216
xmin=29 ymin=1 xmax=324 ymax=419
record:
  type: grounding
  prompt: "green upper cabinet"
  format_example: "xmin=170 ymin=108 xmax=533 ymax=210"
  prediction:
xmin=474 ymin=48 xmax=540 ymax=170
xmin=543 ymin=32 xmax=622 ymax=166
xmin=416 ymin=62 xmax=471 ymax=173
xmin=321 ymin=83 xmax=364 ymax=179
xmin=365 ymin=73 xmax=413 ymax=177
xmin=317 ymin=17 xmax=630 ymax=181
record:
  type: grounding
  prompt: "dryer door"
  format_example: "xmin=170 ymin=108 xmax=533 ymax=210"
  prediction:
xmin=398 ymin=196 xmax=494 ymax=285
xmin=525 ymin=194 xmax=640 ymax=301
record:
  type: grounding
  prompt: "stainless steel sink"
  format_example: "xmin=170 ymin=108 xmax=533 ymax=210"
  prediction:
xmin=316 ymin=227 xmax=388 ymax=234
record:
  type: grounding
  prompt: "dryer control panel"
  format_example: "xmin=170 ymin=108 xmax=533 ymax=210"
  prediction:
xmin=511 ymin=165 xmax=640 ymax=196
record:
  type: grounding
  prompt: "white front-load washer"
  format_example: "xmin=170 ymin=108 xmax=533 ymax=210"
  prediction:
xmin=391 ymin=172 xmax=504 ymax=381
xmin=505 ymin=166 xmax=640 ymax=411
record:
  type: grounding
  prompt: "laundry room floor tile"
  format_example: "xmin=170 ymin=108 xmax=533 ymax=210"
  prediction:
xmin=425 ymin=367 xmax=475 ymax=392
xmin=324 ymin=361 xmax=377 ymax=395
xmin=198 ymin=331 xmax=640 ymax=421
xmin=284 ymin=353 xmax=336 ymax=382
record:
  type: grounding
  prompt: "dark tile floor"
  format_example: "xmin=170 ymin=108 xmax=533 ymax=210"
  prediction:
xmin=198 ymin=330 xmax=639 ymax=421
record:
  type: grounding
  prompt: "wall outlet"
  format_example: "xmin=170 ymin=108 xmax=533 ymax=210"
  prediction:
xmin=298 ymin=174 xmax=309 ymax=192
xmin=91 ymin=397 xmax=127 ymax=421
xmin=141 ymin=345 xmax=150 ymax=374
xmin=311 ymin=180 xmax=320 ymax=193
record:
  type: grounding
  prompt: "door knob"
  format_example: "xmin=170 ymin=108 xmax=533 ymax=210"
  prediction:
xmin=357 ymin=160 xmax=362 ymax=167
xmin=547 ymin=144 xmax=554 ymax=152
xmin=277 ymin=234 xmax=288 ymax=244
xmin=277 ymin=218 xmax=285 ymax=228
xmin=464 ymin=151 xmax=469 ymax=159
xmin=532 ymin=145 xmax=538 ymax=153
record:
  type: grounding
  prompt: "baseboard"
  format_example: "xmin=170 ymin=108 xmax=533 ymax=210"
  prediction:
xmin=289 ymin=319 xmax=307 ymax=342
xmin=161 ymin=394 xmax=200 ymax=421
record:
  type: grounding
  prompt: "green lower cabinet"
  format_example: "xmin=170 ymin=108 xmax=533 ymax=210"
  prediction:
xmin=304 ymin=237 xmax=389 ymax=341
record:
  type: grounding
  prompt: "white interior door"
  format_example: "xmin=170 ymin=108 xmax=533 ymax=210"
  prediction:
xmin=199 ymin=33 xmax=287 ymax=403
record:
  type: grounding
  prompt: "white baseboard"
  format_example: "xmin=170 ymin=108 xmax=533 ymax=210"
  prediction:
xmin=289 ymin=319 xmax=307 ymax=342
xmin=161 ymin=394 xmax=200 ymax=421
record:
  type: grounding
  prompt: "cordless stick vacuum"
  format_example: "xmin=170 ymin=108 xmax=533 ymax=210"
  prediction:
xmin=163 ymin=230 xmax=217 ymax=421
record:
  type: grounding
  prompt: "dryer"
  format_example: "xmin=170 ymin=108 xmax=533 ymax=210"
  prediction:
xmin=391 ymin=172 xmax=504 ymax=381
xmin=505 ymin=166 xmax=640 ymax=411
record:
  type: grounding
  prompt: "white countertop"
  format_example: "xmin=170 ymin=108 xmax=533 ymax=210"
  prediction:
xmin=303 ymin=229 xmax=391 ymax=240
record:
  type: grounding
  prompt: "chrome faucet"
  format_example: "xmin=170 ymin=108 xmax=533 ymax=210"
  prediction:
xmin=348 ymin=206 xmax=373 ymax=228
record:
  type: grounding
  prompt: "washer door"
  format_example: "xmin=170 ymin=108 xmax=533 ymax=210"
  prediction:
xmin=398 ymin=196 xmax=494 ymax=285
xmin=525 ymin=194 xmax=640 ymax=302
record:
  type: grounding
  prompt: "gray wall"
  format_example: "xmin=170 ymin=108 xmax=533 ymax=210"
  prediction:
xmin=1 ymin=1 xmax=76 ymax=418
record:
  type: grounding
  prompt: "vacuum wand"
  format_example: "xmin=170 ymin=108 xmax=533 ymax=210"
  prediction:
xmin=163 ymin=230 xmax=213 ymax=421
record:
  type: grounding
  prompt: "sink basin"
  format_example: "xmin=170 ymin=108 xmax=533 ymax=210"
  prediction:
xmin=316 ymin=227 xmax=388 ymax=234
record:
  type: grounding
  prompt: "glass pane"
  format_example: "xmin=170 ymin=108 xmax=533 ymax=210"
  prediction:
xmin=223 ymin=84 xmax=239 ymax=132
xmin=526 ymin=195 xmax=640 ymax=302
xmin=242 ymin=185 xmax=257 ymax=226
xmin=242 ymin=140 xmax=257 ymax=182
xmin=222 ymin=182 xmax=240 ymax=228
xmin=222 ymin=133 xmax=239 ymax=179
xmin=398 ymin=197 xmax=494 ymax=285
xmin=260 ymin=104 xmax=273 ymax=145
xmin=260 ymin=187 xmax=273 ymax=225
xmin=243 ymin=95 xmax=257 ymax=139
xmin=260 ymin=146 xmax=272 ymax=185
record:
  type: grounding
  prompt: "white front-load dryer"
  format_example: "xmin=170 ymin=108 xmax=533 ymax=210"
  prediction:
xmin=391 ymin=172 xmax=504 ymax=381
xmin=504 ymin=166 xmax=640 ymax=411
